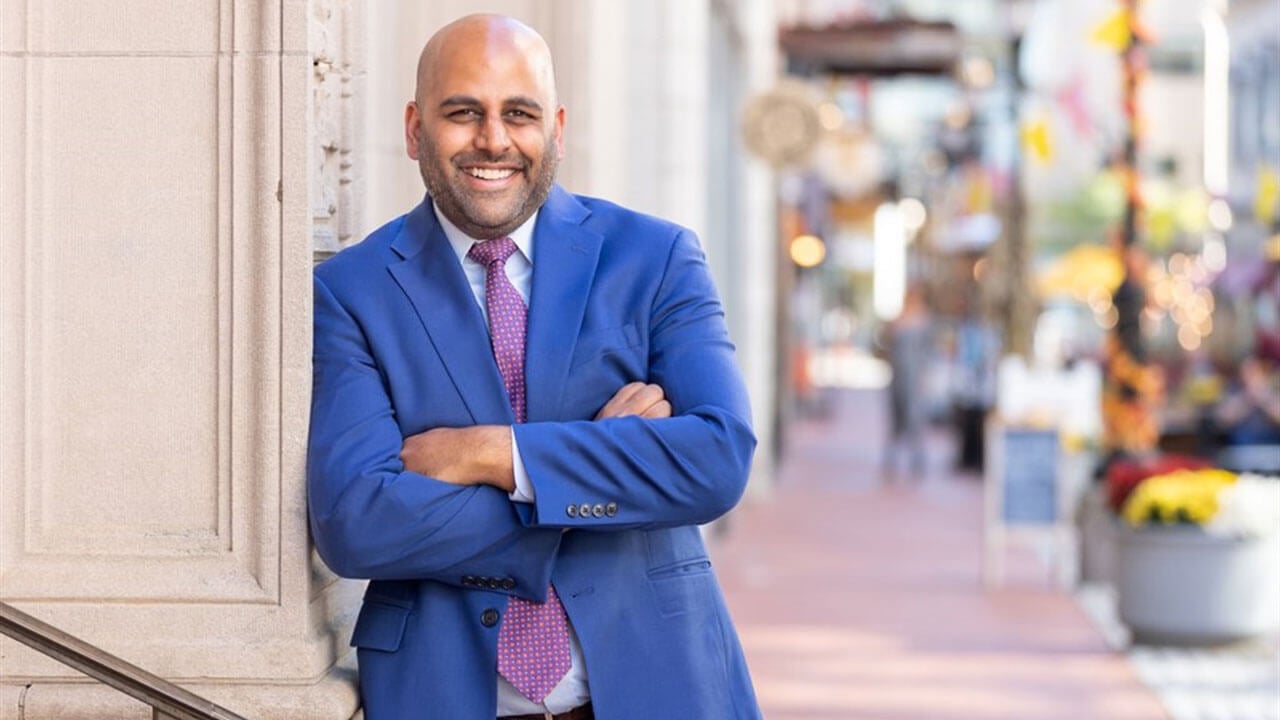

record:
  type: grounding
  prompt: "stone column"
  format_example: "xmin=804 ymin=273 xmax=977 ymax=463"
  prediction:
xmin=0 ymin=1 xmax=362 ymax=717
xmin=728 ymin=0 xmax=781 ymax=496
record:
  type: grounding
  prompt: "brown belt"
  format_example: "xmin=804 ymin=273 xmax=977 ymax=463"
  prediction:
xmin=500 ymin=703 xmax=593 ymax=720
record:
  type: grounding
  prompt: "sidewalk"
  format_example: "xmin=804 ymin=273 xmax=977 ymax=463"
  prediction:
xmin=711 ymin=388 xmax=1169 ymax=720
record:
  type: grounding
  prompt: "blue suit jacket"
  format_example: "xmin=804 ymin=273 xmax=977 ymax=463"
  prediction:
xmin=308 ymin=186 xmax=762 ymax=719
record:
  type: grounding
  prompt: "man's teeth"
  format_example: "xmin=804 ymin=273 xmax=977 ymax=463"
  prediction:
xmin=467 ymin=167 xmax=516 ymax=180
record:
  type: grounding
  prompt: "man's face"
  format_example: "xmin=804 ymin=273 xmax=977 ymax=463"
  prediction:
xmin=406 ymin=35 xmax=565 ymax=240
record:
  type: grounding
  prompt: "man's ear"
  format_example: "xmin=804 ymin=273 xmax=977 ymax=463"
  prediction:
xmin=404 ymin=101 xmax=422 ymax=160
xmin=553 ymin=105 xmax=566 ymax=160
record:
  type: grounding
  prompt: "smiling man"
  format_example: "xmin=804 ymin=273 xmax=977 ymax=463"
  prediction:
xmin=307 ymin=13 xmax=762 ymax=720
xmin=409 ymin=19 xmax=561 ymax=242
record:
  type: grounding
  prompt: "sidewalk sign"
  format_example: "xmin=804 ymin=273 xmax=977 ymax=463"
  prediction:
xmin=983 ymin=419 xmax=1077 ymax=589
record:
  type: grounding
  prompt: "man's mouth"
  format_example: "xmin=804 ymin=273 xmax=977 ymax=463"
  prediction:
xmin=464 ymin=167 xmax=519 ymax=181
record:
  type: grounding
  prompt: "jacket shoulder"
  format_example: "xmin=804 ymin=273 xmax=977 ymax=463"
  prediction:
xmin=574 ymin=194 xmax=692 ymax=246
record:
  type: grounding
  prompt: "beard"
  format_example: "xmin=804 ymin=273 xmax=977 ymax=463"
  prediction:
xmin=418 ymin=131 xmax=559 ymax=240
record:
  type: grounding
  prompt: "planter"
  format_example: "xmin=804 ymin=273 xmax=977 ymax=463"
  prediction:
xmin=1116 ymin=524 xmax=1280 ymax=645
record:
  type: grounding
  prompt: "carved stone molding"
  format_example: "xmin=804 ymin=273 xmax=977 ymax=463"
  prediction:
xmin=311 ymin=0 xmax=365 ymax=263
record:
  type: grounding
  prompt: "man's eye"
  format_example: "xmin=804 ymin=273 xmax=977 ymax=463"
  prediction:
xmin=506 ymin=110 xmax=535 ymax=120
xmin=448 ymin=109 xmax=481 ymax=120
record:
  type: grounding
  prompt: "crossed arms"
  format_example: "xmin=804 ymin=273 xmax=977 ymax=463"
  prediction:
xmin=307 ymin=229 xmax=755 ymax=594
xmin=399 ymin=381 xmax=673 ymax=492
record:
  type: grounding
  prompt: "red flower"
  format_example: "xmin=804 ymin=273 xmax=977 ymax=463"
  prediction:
xmin=1104 ymin=454 xmax=1213 ymax=511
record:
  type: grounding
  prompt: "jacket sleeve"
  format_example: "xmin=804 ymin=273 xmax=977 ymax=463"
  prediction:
xmin=307 ymin=273 xmax=561 ymax=599
xmin=512 ymin=229 xmax=757 ymax=530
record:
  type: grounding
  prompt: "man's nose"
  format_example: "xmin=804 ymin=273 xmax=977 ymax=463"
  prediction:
xmin=475 ymin=116 xmax=511 ymax=153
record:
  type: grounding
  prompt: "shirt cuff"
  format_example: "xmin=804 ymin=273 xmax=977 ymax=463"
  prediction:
xmin=508 ymin=428 xmax=535 ymax=503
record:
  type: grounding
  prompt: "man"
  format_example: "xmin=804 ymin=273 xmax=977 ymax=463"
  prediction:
xmin=307 ymin=14 xmax=761 ymax=720
xmin=880 ymin=283 xmax=932 ymax=481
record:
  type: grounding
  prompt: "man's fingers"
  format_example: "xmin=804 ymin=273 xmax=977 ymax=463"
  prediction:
xmin=610 ymin=381 xmax=648 ymax=408
xmin=595 ymin=381 xmax=646 ymax=419
xmin=629 ymin=383 xmax=665 ymax=411
xmin=596 ymin=382 xmax=668 ymax=419
xmin=640 ymin=399 xmax=672 ymax=419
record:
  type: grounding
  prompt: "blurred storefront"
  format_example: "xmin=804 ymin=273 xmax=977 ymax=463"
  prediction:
xmin=760 ymin=0 xmax=1278 ymax=467
xmin=759 ymin=0 xmax=1279 ymax=646
xmin=761 ymin=1 xmax=1029 ymax=460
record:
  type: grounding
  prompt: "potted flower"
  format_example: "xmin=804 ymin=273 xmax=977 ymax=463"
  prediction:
xmin=1114 ymin=468 xmax=1280 ymax=644
xmin=1079 ymin=454 xmax=1212 ymax=586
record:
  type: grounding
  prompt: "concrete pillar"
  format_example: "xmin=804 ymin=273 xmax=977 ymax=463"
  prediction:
xmin=731 ymin=0 xmax=782 ymax=496
xmin=0 ymin=1 xmax=362 ymax=717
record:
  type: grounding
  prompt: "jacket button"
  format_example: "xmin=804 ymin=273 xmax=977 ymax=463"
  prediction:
xmin=591 ymin=503 xmax=605 ymax=518
xmin=578 ymin=503 xmax=592 ymax=518
xmin=566 ymin=504 xmax=578 ymax=518
xmin=502 ymin=578 xmax=516 ymax=590
xmin=481 ymin=608 xmax=500 ymax=627
xmin=462 ymin=575 xmax=476 ymax=587
xmin=605 ymin=503 xmax=618 ymax=517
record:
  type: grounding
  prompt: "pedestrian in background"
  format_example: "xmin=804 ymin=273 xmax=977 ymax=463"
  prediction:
xmin=1216 ymin=353 xmax=1280 ymax=447
xmin=881 ymin=284 xmax=935 ymax=482
xmin=951 ymin=305 xmax=1000 ymax=474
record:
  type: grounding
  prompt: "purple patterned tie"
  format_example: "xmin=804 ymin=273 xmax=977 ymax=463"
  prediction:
xmin=467 ymin=237 xmax=572 ymax=703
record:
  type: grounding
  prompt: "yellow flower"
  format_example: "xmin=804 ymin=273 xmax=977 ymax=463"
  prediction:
xmin=1121 ymin=468 xmax=1238 ymax=527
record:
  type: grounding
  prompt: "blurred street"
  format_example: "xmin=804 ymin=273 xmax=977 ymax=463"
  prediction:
xmin=713 ymin=388 xmax=1169 ymax=719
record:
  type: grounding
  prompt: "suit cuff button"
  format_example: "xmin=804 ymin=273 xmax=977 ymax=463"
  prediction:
xmin=566 ymin=504 xmax=578 ymax=518
xmin=462 ymin=575 xmax=476 ymax=587
xmin=578 ymin=503 xmax=592 ymax=518
xmin=591 ymin=503 xmax=605 ymax=518
xmin=502 ymin=578 xmax=516 ymax=590
xmin=605 ymin=502 xmax=618 ymax=517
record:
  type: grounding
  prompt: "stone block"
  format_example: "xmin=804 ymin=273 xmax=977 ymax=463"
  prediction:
xmin=21 ymin=1 xmax=219 ymax=54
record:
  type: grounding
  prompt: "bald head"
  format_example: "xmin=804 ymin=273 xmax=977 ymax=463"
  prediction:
xmin=403 ymin=13 xmax=566 ymax=240
xmin=415 ymin=14 xmax=558 ymax=107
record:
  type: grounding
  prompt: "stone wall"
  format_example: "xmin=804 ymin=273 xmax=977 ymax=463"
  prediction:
xmin=0 ymin=1 xmax=362 ymax=717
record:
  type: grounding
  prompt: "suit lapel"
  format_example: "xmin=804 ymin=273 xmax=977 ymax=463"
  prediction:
xmin=525 ymin=187 xmax=602 ymax=422
xmin=387 ymin=199 xmax=513 ymax=425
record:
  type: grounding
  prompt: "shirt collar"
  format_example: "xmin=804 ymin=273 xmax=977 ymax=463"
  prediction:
xmin=432 ymin=201 xmax=537 ymax=266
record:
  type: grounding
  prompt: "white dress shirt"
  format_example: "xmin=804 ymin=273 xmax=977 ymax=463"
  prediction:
xmin=432 ymin=202 xmax=591 ymax=716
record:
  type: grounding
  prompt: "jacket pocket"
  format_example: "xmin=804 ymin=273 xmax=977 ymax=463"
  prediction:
xmin=644 ymin=526 xmax=710 ymax=576
xmin=649 ymin=566 xmax=714 ymax=617
xmin=350 ymin=600 xmax=410 ymax=653
xmin=568 ymin=322 xmax=643 ymax=370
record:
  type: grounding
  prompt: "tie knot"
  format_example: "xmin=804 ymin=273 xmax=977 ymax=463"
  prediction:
xmin=467 ymin=237 xmax=518 ymax=268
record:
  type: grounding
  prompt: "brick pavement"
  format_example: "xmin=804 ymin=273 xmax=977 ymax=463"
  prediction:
xmin=711 ymin=388 xmax=1169 ymax=720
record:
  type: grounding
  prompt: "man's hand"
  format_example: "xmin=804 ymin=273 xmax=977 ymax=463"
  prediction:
xmin=400 ymin=383 xmax=669 ymax=489
xmin=595 ymin=382 xmax=672 ymax=420
xmin=400 ymin=425 xmax=515 ymax=491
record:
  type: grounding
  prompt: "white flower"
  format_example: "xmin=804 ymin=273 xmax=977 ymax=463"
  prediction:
xmin=1204 ymin=474 xmax=1280 ymax=539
